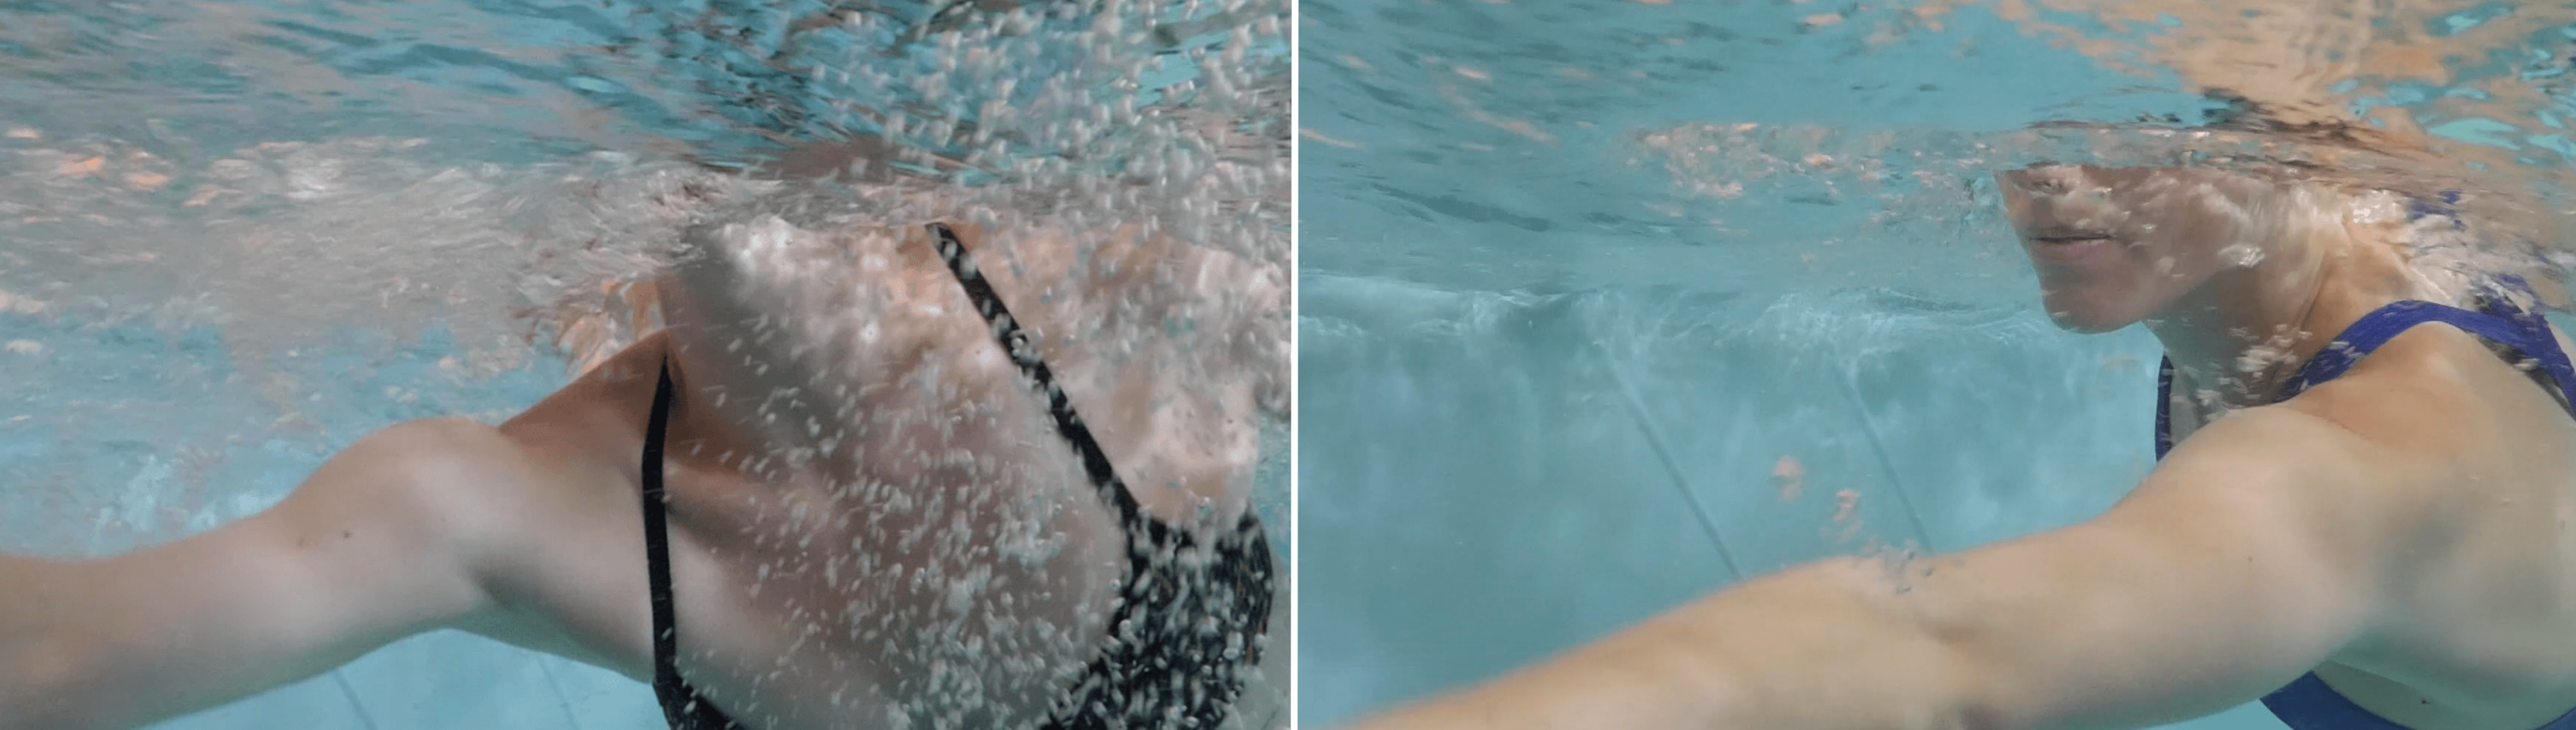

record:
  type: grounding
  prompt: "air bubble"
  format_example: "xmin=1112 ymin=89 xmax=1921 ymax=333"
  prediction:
xmin=2221 ymin=243 xmax=2266 ymax=268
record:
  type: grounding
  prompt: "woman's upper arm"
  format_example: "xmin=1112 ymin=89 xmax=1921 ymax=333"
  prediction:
xmin=17 ymin=418 xmax=508 ymax=730
xmin=1920 ymin=407 xmax=2403 ymax=730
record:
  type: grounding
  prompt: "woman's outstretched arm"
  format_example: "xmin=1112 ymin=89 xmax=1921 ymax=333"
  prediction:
xmin=1343 ymin=406 xmax=2398 ymax=730
xmin=0 ymin=418 xmax=520 ymax=730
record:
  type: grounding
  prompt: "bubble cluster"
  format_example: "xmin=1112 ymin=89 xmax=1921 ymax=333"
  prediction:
xmin=612 ymin=1 xmax=1287 ymax=727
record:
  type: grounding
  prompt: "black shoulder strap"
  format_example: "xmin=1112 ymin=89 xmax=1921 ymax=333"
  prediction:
xmin=925 ymin=223 xmax=1154 ymax=534
xmin=643 ymin=361 xmax=749 ymax=730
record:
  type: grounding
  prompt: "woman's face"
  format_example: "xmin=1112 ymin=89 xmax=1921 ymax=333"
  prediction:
xmin=1996 ymin=164 xmax=2279 ymax=332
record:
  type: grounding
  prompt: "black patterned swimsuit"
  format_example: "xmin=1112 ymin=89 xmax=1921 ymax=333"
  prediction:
xmin=637 ymin=223 xmax=1276 ymax=730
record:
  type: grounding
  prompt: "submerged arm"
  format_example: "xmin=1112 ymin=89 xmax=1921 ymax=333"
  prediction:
xmin=0 ymin=419 xmax=515 ymax=730
xmin=1343 ymin=407 xmax=2395 ymax=730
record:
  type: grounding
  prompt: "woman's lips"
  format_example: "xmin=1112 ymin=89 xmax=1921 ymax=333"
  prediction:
xmin=2027 ymin=235 xmax=2119 ymax=265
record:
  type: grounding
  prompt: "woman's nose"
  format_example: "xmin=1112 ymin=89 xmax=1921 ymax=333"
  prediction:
xmin=2005 ymin=165 xmax=2085 ymax=197
xmin=2004 ymin=167 xmax=2133 ymax=230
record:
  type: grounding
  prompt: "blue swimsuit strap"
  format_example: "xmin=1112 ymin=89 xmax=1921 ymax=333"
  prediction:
xmin=2286 ymin=294 xmax=2576 ymax=400
xmin=2156 ymin=282 xmax=2576 ymax=460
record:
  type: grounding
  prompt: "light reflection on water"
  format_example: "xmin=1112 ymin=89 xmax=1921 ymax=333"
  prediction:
xmin=0 ymin=0 xmax=1288 ymax=544
xmin=1302 ymin=0 xmax=2576 ymax=298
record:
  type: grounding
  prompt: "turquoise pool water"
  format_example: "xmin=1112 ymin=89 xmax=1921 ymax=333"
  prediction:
xmin=0 ymin=0 xmax=1288 ymax=728
xmin=1298 ymin=1 xmax=2576 ymax=728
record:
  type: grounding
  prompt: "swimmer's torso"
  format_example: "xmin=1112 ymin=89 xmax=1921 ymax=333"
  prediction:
xmin=2166 ymin=321 xmax=2576 ymax=730
xmin=408 ymin=219 xmax=1271 ymax=730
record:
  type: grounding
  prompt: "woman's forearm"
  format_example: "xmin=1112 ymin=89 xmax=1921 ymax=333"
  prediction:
xmin=1345 ymin=557 xmax=1986 ymax=730
xmin=0 ymin=554 xmax=104 ymax=730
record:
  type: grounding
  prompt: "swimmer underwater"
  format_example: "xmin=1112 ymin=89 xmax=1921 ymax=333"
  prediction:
xmin=1338 ymin=114 xmax=2576 ymax=730
xmin=0 ymin=147 xmax=1288 ymax=730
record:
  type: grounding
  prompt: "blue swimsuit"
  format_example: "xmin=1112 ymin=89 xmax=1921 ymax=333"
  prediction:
xmin=2150 ymin=281 xmax=2576 ymax=730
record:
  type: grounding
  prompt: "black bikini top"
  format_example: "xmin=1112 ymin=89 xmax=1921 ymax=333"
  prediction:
xmin=638 ymin=222 xmax=1162 ymax=730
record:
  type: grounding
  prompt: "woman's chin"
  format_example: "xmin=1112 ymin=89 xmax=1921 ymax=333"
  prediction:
xmin=2040 ymin=295 xmax=2141 ymax=333
xmin=2049 ymin=313 xmax=2132 ymax=333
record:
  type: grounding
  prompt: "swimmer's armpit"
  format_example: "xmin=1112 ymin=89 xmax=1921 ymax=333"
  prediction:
xmin=1340 ymin=406 xmax=2392 ymax=730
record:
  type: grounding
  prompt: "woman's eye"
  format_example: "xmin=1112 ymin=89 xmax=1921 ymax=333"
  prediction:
xmin=2012 ymin=173 xmax=2070 ymax=196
